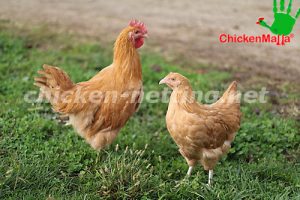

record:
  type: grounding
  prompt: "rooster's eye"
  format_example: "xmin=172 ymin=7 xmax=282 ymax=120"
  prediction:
xmin=135 ymin=30 xmax=140 ymax=34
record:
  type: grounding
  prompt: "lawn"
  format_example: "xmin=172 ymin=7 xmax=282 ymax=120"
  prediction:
xmin=0 ymin=22 xmax=299 ymax=199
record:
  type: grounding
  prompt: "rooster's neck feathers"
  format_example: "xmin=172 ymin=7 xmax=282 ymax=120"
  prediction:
xmin=113 ymin=28 xmax=142 ymax=81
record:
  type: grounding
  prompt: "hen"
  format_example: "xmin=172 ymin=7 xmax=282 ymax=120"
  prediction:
xmin=34 ymin=20 xmax=148 ymax=150
xmin=159 ymin=72 xmax=241 ymax=185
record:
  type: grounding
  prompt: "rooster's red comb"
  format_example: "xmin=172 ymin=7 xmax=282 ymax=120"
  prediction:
xmin=129 ymin=19 xmax=147 ymax=34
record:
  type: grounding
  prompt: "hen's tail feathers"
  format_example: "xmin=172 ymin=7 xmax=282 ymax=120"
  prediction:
xmin=34 ymin=64 xmax=74 ymax=105
xmin=219 ymin=81 xmax=240 ymax=105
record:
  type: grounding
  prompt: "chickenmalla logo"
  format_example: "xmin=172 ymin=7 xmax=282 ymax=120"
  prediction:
xmin=257 ymin=0 xmax=300 ymax=35
xmin=219 ymin=0 xmax=299 ymax=46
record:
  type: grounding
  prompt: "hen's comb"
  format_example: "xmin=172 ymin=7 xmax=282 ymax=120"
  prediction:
xmin=129 ymin=19 xmax=148 ymax=34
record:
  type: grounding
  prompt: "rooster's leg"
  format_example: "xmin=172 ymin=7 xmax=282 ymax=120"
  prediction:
xmin=208 ymin=170 xmax=213 ymax=186
xmin=186 ymin=166 xmax=193 ymax=176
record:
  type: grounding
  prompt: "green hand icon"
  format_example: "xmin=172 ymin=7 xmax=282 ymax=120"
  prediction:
xmin=257 ymin=0 xmax=300 ymax=35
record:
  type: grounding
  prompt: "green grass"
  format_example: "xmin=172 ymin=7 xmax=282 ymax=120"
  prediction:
xmin=0 ymin=22 xmax=299 ymax=199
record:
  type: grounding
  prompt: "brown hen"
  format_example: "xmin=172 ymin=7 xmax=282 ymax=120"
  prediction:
xmin=159 ymin=72 xmax=241 ymax=185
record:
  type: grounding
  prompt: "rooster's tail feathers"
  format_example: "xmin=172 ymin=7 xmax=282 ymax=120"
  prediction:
xmin=35 ymin=64 xmax=74 ymax=90
xmin=34 ymin=64 xmax=74 ymax=103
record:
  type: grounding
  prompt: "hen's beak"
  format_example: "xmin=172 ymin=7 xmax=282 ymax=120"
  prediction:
xmin=159 ymin=77 xmax=167 ymax=85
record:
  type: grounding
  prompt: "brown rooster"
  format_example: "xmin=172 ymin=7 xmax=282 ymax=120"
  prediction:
xmin=159 ymin=72 xmax=241 ymax=185
xmin=34 ymin=20 xmax=148 ymax=150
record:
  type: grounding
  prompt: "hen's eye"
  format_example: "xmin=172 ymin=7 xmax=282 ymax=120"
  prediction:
xmin=171 ymin=78 xmax=175 ymax=81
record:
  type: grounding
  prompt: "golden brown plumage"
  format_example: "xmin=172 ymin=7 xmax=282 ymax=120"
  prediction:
xmin=34 ymin=20 xmax=148 ymax=150
xmin=159 ymin=72 xmax=241 ymax=185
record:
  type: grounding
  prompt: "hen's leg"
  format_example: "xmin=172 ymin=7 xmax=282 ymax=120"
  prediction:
xmin=208 ymin=170 xmax=213 ymax=186
xmin=187 ymin=166 xmax=193 ymax=176
xmin=179 ymin=149 xmax=197 ymax=177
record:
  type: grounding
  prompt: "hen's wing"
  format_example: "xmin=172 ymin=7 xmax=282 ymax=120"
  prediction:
xmin=185 ymin=82 xmax=241 ymax=149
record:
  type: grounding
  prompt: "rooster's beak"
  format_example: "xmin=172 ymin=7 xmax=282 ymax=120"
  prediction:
xmin=134 ymin=33 xmax=148 ymax=39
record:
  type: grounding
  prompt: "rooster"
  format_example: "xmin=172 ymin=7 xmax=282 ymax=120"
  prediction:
xmin=159 ymin=72 xmax=241 ymax=185
xmin=34 ymin=20 xmax=148 ymax=150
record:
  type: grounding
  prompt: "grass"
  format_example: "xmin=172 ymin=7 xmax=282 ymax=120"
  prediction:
xmin=0 ymin=22 xmax=299 ymax=199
